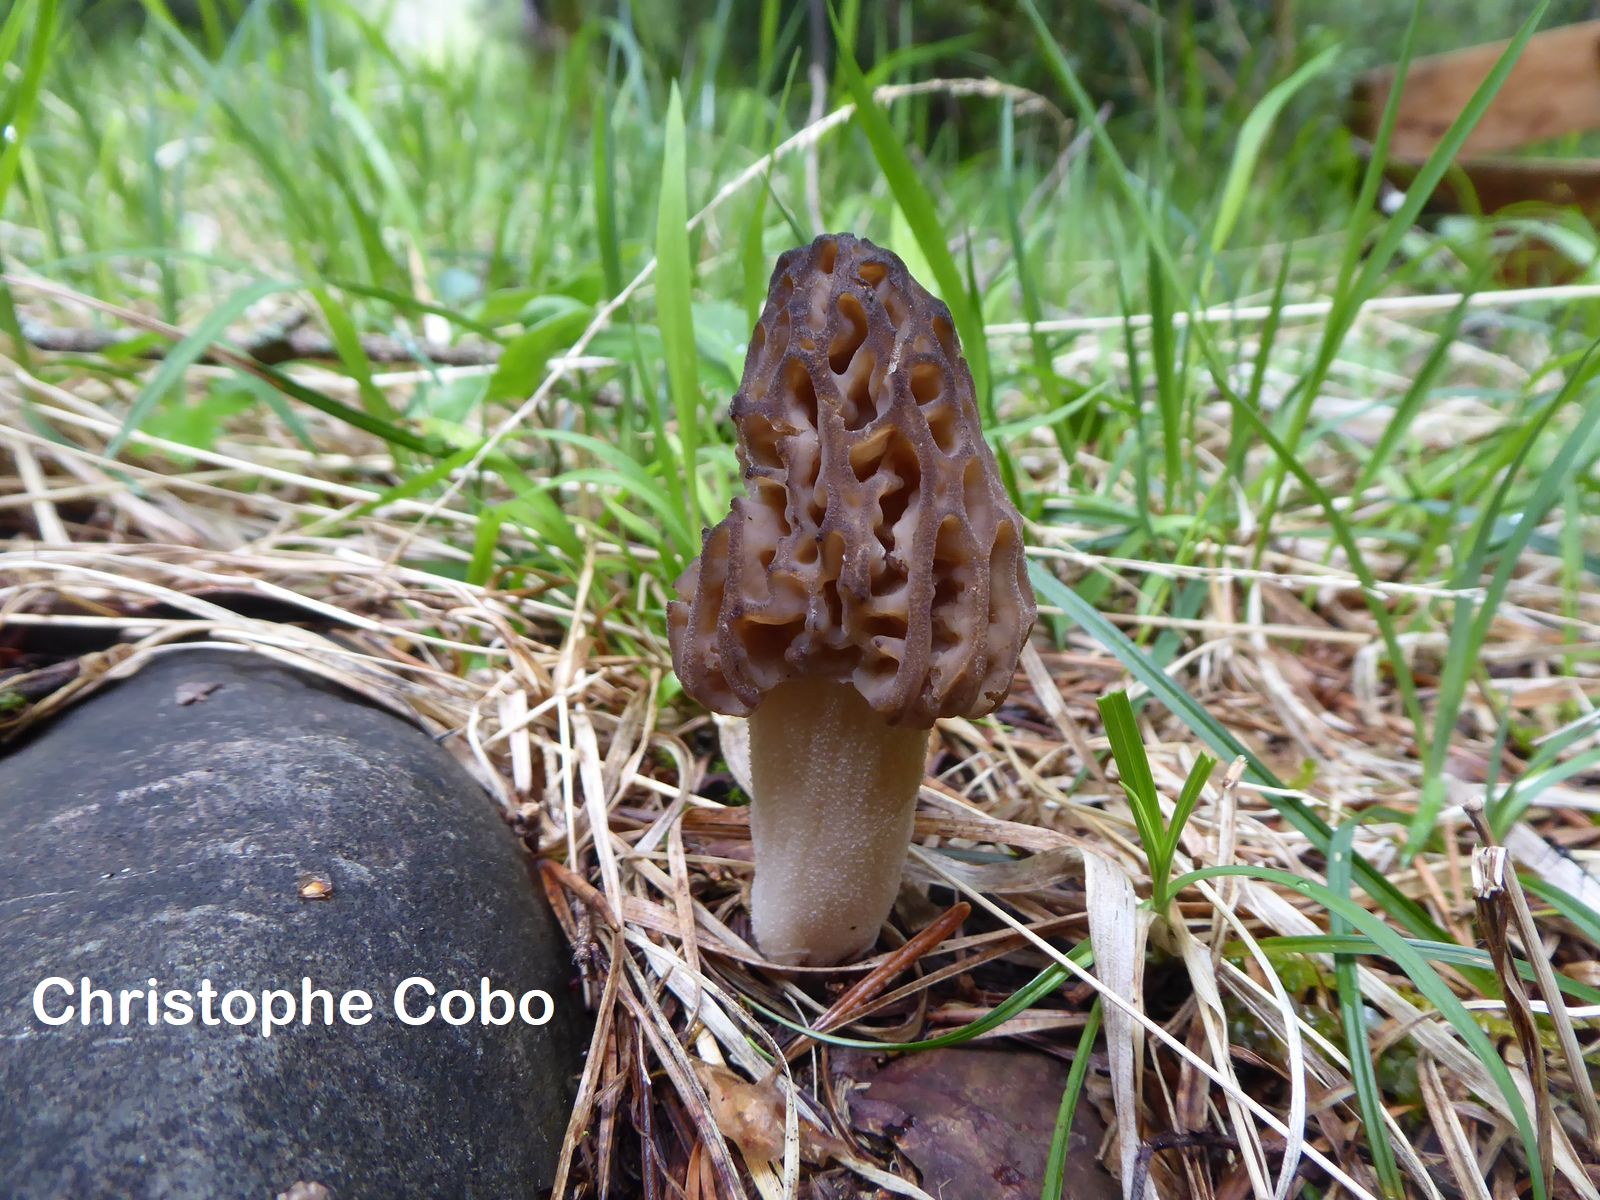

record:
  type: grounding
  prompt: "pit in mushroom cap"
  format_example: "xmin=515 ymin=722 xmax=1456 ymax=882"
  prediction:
xmin=668 ymin=232 xmax=1036 ymax=728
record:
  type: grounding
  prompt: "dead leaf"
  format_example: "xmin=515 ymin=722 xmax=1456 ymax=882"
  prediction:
xmin=692 ymin=1060 xmax=847 ymax=1165
xmin=841 ymin=1046 xmax=1118 ymax=1200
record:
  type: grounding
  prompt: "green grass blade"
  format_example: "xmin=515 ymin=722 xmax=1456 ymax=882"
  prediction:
xmin=1146 ymin=241 xmax=1182 ymax=504
xmin=485 ymin=303 xmax=594 ymax=406
xmin=523 ymin=428 xmax=697 ymax=555
xmin=1410 ymin=347 xmax=1600 ymax=852
xmin=1098 ymin=691 xmax=1166 ymax=877
xmin=593 ymin=92 xmax=623 ymax=300
xmin=751 ymin=941 xmax=1095 ymax=1054
xmin=1519 ymin=875 xmax=1600 ymax=951
xmin=256 ymin=362 xmax=443 ymax=456
xmin=1208 ymin=46 xmax=1338 ymax=259
xmin=828 ymin=3 xmax=1018 ymax=503
xmin=309 ymin=286 xmax=399 ymax=427
xmin=467 ymin=510 xmax=502 ymax=588
xmin=333 ymin=441 xmax=483 ymax=524
xmin=1209 ymin=368 xmax=1428 ymax=758
xmin=1173 ymin=866 xmax=1545 ymax=1200
xmin=1259 ymin=2 xmax=1550 ymax=533
xmin=325 ymin=280 xmax=502 ymax=340
xmin=656 ymin=82 xmax=704 ymax=532
xmin=1041 ymin=1000 xmax=1102 ymax=1200
xmin=1029 ymin=562 xmax=1444 ymax=943
xmin=0 ymin=0 xmax=57 ymax=215
xmin=1328 ymin=818 xmax=1404 ymax=1197
xmin=1355 ymin=264 xmax=1490 ymax=493
xmin=1252 ymin=935 xmax=1600 ymax=1004
xmin=1164 ymin=754 xmax=1216 ymax=869
xmin=108 ymin=278 xmax=293 ymax=458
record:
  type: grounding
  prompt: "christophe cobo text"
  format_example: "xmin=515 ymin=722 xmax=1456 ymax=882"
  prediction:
xmin=30 ymin=976 xmax=555 ymax=1039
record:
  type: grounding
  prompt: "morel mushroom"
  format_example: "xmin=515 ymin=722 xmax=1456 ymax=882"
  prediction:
xmin=668 ymin=233 xmax=1035 ymax=966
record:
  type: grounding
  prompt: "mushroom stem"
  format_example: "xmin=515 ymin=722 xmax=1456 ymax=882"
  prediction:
xmin=746 ymin=676 xmax=931 ymax=966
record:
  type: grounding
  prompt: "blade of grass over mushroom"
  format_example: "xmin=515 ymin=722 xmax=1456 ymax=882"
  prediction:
xmin=1030 ymin=562 xmax=1444 ymax=941
xmin=741 ymin=51 xmax=803 ymax=327
xmin=739 ymin=174 xmax=772 ymax=330
xmin=656 ymin=83 xmax=704 ymax=532
xmin=1173 ymin=866 xmax=1547 ymax=1200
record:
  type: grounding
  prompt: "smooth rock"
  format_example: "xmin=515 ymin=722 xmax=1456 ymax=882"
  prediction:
xmin=0 ymin=648 xmax=585 ymax=1199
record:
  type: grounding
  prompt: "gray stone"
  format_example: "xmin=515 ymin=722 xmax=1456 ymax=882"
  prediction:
xmin=0 ymin=648 xmax=586 ymax=1199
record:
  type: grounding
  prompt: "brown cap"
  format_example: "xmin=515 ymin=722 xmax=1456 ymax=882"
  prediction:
xmin=668 ymin=233 xmax=1035 ymax=728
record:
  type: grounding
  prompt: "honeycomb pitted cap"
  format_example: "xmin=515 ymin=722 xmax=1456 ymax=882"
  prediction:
xmin=668 ymin=233 xmax=1036 ymax=728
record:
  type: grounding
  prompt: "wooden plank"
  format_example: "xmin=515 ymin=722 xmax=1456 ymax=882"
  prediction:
xmin=1385 ymin=155 xmax=1600 ymax=219
xmin=1352 ymin=20 xmax=1600 ymax=159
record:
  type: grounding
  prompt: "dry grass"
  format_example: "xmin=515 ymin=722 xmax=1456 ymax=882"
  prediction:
xmin=4 ymin=17 xmax=1600 ymax=1195
xmin=5 ymin=285 xmax=1600 ymax=1197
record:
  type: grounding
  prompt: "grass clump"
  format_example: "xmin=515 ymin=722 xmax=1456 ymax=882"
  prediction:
xmin=4 ymin=3 xmax=1600 ymax=1197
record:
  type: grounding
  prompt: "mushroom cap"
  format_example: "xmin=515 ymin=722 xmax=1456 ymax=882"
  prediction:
xmin=668 ymin=233 xmax=1035 ymax=728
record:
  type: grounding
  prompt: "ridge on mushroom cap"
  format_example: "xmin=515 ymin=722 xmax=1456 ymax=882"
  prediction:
xmin=667 ymin=233 xmax=1036 ymax=729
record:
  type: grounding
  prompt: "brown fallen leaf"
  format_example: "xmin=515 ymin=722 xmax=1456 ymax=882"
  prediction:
xmin=692 ymin=1060 xmax=849 ymax=1166
xmin=841 ymin=1046 xmax=1119 ymax=1200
